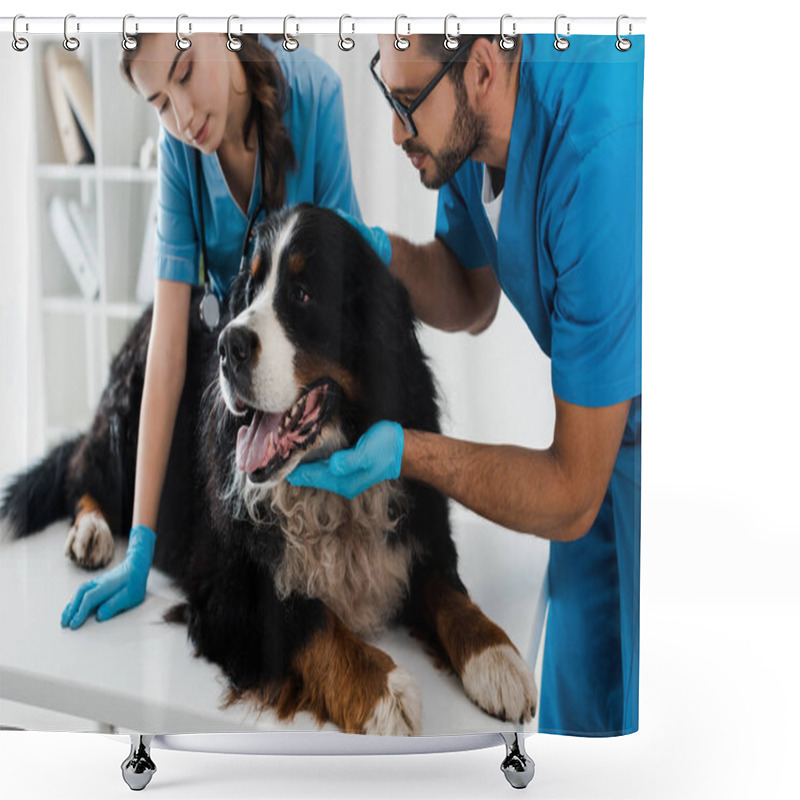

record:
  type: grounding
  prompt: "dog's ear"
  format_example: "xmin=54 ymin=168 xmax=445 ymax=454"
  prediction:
xmin=228 ymin=218 xmax=273 ymax=318
xmin=329 ymin=212 xmax=439 ymax=430
xmin=227 ymin=269 xmax=248 ymax=318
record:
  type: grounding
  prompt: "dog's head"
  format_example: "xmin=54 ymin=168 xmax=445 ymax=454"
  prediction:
xmin=216 ymin=204 xmax=416 ymax=489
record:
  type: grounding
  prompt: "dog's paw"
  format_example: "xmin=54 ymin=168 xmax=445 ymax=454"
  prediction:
xmin=461 ymin=644 xmax=538 ymax=723
xmin=363 ymin=667 xmax=422 ymax=736
xmin=64 ymin=511 xmax=115 ymax=569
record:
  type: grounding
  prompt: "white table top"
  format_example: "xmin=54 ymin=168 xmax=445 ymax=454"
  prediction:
xmin=1 ymin=514 xmax=548 ymax=736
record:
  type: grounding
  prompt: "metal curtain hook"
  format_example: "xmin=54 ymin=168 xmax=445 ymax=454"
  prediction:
xmin=63 ymin=14 xmax=80 ymax=51
xmin=339 ymin=15 xmax=355 ymax=51
xmin=227 ymin=15 xmax=242 ymax=51
xmin=283 ymin=16 xmax=299 ymax=51
xmin=499 ymin=14 xmax=516 ymax=51
xmin=554 ymin=14 xmax=570 ymax=51
xmin=616 ymin=14 xmax=632 ymax=51
xmin=394 ymin=15 xmax=410 ymax=51
xmin=122 ymin=14 xmax=138 ymax=51
xmin=12 ymin=15 xmax=29 ymax=52
xmin=176 ymin=14 xmax=191 ymax=50
xmin=444 ymin=14 xmax=460 ymax=51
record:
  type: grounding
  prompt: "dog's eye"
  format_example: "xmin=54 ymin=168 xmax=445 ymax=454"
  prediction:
xmin=292 ymin=285 xmax=311 ymax=305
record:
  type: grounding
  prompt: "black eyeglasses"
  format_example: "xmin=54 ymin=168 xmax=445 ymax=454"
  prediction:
xmin=369 ymin=38 xmax=481 ymax=138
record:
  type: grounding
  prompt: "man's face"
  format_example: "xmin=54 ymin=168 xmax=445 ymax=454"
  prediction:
xmin=376 ymin=36 xmax=485 ymax=189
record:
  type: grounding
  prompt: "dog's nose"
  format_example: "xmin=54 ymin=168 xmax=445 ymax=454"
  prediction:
xmin=218 ymin=325 xmax=258 ymax=372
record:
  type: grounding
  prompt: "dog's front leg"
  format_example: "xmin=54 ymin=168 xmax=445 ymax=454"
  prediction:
xmin=422 ymin=573 xmax=538 ymax=723
xmin=281 ymin=607 xmax=421 ymax=735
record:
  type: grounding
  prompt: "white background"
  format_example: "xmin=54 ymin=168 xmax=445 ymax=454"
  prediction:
xmin=1 ymin=1 xmax=799 ymax=799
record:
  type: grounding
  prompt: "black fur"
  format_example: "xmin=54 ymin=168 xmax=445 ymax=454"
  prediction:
xmin=1 ymin=204 xmax=466 ymax=700
xmin=0 ymin=436 xmax=80 ymax=539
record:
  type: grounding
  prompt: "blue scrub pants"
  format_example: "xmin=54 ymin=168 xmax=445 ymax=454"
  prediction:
xmin=539 ymin=397 xmax=641 ymax=736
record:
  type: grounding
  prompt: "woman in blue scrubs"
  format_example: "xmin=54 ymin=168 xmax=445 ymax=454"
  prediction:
xmin=61 ymin=33 xmax=360 ymax=629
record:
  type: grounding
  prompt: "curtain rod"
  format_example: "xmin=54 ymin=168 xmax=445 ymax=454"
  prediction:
xmin=1 ymin=16 xmax=646 ymax=37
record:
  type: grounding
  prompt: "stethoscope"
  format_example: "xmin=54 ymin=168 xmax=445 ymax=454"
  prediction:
xmin=194 ymin=109 xmax=267 ymax=331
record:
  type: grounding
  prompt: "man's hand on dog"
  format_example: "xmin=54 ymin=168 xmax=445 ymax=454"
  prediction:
xmin=287 ymin=421 xmax=404 ymax=499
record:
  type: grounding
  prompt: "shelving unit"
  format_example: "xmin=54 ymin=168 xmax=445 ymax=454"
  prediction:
xmin=30 ymin=35 xmax=159 ymax=448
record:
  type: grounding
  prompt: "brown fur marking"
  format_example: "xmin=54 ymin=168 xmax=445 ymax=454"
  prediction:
xmin=423 ymin=574 xmax=516 ymax=676
xmin=288 ymin=252 xmax=305 ymax=275
xmin=75 ymin=493 xmax=103 ymax=523
xmin=250 ymin=253 xmax=262 ymax=279
xmin=226 ymin=609 xmax=397 ymax=733
xmin=294 ymin=353 xmax=360 ymax=401
xmin=287 ymin=609 xmax=397 ymax=732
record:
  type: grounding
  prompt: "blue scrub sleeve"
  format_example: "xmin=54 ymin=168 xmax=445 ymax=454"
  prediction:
xmin=435 ymin=179 xmax=489 ymax=270
xmin=548 ymin=123 xmax=642 ymax=408
xmin=313 ymin=74 xmax=361 ymax=221
xmin=155 ymin=128 xmax=201 ymax=285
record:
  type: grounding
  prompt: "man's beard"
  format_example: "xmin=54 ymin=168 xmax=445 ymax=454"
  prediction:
xmin=404 ymin=82 xmax=486 ymax=190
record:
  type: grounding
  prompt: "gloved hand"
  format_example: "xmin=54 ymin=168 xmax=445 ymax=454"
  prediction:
xmin=287 ymin=421 xmax=404 ymax=499
xmin=336 ymin=209 xmax=392 ymax=267
xmin=61 ymin=523 xmax=156 ymax=629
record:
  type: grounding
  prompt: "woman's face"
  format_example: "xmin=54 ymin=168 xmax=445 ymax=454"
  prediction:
xmin=129 ymin=34 xmax=244 ymax=153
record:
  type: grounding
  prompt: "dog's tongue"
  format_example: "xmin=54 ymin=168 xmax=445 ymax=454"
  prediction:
xmin=236 ymin=410 xmax=282 ymax=473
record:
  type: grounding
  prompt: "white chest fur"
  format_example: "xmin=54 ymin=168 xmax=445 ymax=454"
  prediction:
xmin=267 ymin=482 xmax=414 ymax=638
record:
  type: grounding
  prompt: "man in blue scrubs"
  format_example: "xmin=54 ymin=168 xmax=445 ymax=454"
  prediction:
xmin=288 ymin=33 xmax=643 ymax=737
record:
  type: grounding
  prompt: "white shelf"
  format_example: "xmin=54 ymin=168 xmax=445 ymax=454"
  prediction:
xmin=36 ymin=164 xmax=96 ymax=181
xmin=106 ymin=301 xmax=147 ymax=319
xmin=32 ymin=34 xmax=160 ymax=438
xmin=36 ymin=165 xmax=157 ymax=183
xmin=102 ymin=167 xmax=158 ymax=183
xmin=41 ymin=298 xmax=145 ymax=320
xmin=42 ymin=296 xmax=99 ymax=314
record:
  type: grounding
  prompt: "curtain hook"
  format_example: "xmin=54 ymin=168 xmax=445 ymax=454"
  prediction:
xmin=283 ymin=15 xmax=299 ymax=51
xmin=499 ymin=14 xmax=516 ymax=51
xmin=394 ymin=15 xmax=410 ymax=51
xmin=616 ymin=15 xmax=632 ymax=51
xmin=227 ymin=15 xmax=242 ymax=51
xmin=122 ymin=14 xmax=138 ymax=51
xmin=338 ymin=15 xmax=355 ymax=51
xmin=12 ymin=14 xmax=29 ymax=52
xmin=63 ymin=13 xmax=80 ymax=51
xmin=176 ymin=14 xmax=191 ymax=51
xmin=444 ymin=14 xmax=460 ymax=51
xmin=554 ymin=14 xmax=570 ymax=51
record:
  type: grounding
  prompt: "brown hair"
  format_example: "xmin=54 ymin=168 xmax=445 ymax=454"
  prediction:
xmin=121 ymin=34 xmax=296 ymax=209
xmin=415 ymin=34 xmax=518 ymax=90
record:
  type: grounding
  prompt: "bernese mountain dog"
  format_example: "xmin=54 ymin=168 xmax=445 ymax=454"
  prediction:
xmin=1 ymin=204 xmax=536 ymax=735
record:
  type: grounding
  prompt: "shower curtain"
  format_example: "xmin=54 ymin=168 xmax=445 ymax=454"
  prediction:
xmin=0 ymin=20 xmax=643 ymax=740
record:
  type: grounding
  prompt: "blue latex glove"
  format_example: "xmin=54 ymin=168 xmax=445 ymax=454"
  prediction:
xmin=336 ymin=209 xmax=392 ymax=267
xmin=61 ymin=524 xmax=156 ymax=629
xmin=287 ymin=421 xmax=404 ymax=499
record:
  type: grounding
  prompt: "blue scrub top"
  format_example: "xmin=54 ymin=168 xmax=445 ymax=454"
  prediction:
xmin=435 ymin=34 xmax=644 ymax=736
xmin=155 ymin=38 xmax=361 ymax=299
